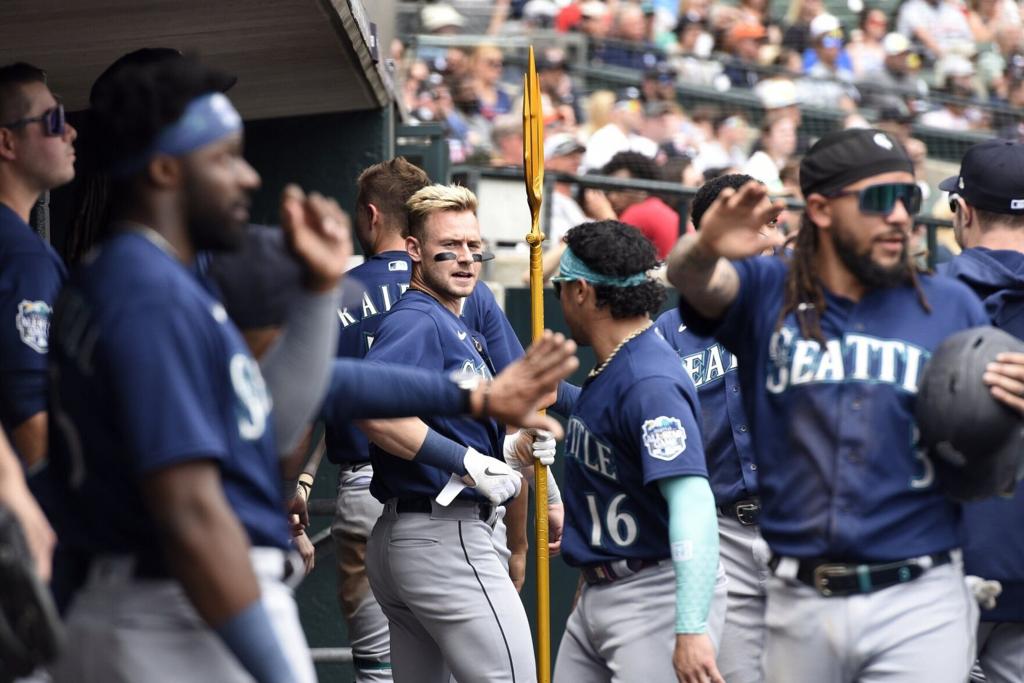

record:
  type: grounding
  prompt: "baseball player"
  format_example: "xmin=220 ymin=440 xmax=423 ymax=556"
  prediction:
xmin=356 ymin=184 xmax=538 ymax=683
xmin=666 ymin=127 xmax=1013 ymax=682
xmin=551 ymin=220 xmax=728 ymax=683
xmin=939 ymin=139 xmax=1024 ymax=683
xmin=654 ymin=173 xmax=770 ymax=683
xmin=46 ymin=57 xmax=348 ymax=683
xmin=326 ymin=157 xmax=555 ymax=681
xmin=0 ymin=62 xmax=75 ymax=469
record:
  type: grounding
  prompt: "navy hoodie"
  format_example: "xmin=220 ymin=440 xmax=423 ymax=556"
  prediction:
xmin=942 ymin=247 xmax=1024 ymax=622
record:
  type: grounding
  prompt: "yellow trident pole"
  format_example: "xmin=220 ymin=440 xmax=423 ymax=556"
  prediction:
xmin=522 ymin=45 xmax=551 ymax=683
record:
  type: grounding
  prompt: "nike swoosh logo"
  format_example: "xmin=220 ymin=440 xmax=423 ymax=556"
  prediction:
xmin=484 ymin=467 xmax=506 ymax=477
xmin=678 ymin=324 xmax=687 ymax=333
xmin=457 ymin=331 xmax=468 ymax=340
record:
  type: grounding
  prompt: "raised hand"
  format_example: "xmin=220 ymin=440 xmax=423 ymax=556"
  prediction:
xmin=279 ymin=184 xmax=352 ymax=293
xmin=696 ymin=181 xmax=786 ymax=261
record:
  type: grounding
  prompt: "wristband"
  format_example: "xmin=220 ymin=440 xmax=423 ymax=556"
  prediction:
xmin=415 ymin=428 xmax=469 ymax=476
xmin=546 ymin=468 xmax=562 ymax=505
xmin=215 ymin=601 xmax=297 ymax=683
xmin=296 ymin=473 xmax=314 ymax=503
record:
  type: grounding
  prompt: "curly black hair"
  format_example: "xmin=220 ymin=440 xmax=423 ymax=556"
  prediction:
xmin=91 ymin=56 xmax=235 ymax=174
xmin=601 ymin=151 xmax=659 ymax=182
xmin=689 ymin=173 xmax=757 ymax=230
xmin=564 ymin=220 xmax=666 ymax=319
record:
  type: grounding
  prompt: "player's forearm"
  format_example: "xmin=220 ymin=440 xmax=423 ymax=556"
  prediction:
xmin=356 ymin=417 xmax=429 ymax=461
xmin=504 ymin=482 xmax=529 ymax=555
xmin=11 ymin=411 xmax=47 ymax=471
xmin=259 ymin=287 xmax=340 ymax=455
xmin=321 ymin=360 xmax=469 ymax=424
xmin=658 ymin=475 xmax=719 ymax=634
xmin=665 ymin=234 xmax=739 ymax=321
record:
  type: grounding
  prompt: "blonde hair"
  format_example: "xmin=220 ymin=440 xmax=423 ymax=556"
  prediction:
xmin=405 ymin=184 xmax=478 ymax=240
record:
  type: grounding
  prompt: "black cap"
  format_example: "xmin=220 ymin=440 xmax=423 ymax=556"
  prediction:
xmin=90 ymin=48 xmax=237 ymax=106
xmin=939 ymin=139 xmax=1024 ymax=215
xmin=800 ymin=128 xmax=914 ymax=197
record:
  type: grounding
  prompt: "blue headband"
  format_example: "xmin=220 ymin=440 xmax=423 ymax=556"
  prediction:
xmin=114 ymin=92 xmax=243 ymax=176
xmin=551 ymin=247 xmax=650 ymax=287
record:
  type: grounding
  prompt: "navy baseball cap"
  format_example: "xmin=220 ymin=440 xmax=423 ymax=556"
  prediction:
xmin=939 ymin=140 xmax=1024 ymax=215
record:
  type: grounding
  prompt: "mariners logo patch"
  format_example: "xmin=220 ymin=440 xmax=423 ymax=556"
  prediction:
xmin=15 ymin=300 xmax=51 ymax=354
xmin=641 ymin=416 xmax=687 ymax=461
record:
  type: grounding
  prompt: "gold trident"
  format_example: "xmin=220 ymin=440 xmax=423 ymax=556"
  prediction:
xmin=522 ymin=45 xmax=551 ymax=683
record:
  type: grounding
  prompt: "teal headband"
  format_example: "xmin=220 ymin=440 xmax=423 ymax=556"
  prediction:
xmin=551 ymin=247 xmax=650 ymax=287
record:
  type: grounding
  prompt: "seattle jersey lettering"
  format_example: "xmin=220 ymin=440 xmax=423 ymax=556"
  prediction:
xmin=679 ymin=342 xmax=737 ymax=388
xmin=766 ymin=327 xmax=929 ymax=394
xmin=565 ymin=416 xmax=618 ymax=483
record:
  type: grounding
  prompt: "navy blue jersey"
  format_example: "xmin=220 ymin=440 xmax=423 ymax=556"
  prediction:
xmin=560 ymin=329 xmax=707 ymax=567
xmin=363 ymin=289 xmax=503 ymax=503
xmin=942 ymin=248 xmax=1024 ymax=622
xmin=654 ymin=308 xmax=758 ymax=506
xmin=325 ymin=251 xmax=524 ymax=464
xmin=0 ymin=203 xmax=66 ymax=436
xmin=47 ymin=232 xmax=289 ymax=563
xmin=681 ymin=256 xmax=989 ymax=562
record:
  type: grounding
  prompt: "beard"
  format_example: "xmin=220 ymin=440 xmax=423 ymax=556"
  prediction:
xmin=184 ymin=173 xmax=249 ymax=252
xmin=830 ymin=224 xmax=911 ymax=289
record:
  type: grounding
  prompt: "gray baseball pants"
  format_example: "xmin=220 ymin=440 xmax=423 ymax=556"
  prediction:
xmin=552 ymin=560 xmax=729 ymax=683
xmin=50 ymin=548 xmax=314 ymax=683
xmin=716 ymin=512 xmax=771 ymax=683
xmin=764 ymin=557 xmax=978 ymax=683
xmin=970 ymin=621 xmax=1024 ymax=683
xmin=366 ymin=498 xmax=534 ymax=683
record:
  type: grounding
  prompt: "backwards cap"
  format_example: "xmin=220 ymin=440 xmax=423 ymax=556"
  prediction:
xmin=800 ymin=128 xmax=914 ymax=197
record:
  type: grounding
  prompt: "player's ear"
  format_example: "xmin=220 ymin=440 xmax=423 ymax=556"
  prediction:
xmin=367 ymin=203 xmax=381 ymax=230
xmin=0 ymin=128 xmax=16 ymax=161
xmin=147 ymin=155 xmax=182 ymax=190
xmin=804 ymin=193 xmax=832 ymax=231
xmin=406 ymin=235 xmax=422 ymax=262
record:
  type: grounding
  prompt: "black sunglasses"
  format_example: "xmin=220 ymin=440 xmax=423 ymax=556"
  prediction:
xmin=949 ymin=195 xmax=960 ymax=214
xmin=827 ymin=182 xmax=922 ymax=216
xmin=0 ymin=104 xmax=66 ymax=137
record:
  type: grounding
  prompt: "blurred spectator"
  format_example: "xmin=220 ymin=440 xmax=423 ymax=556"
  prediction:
xmin=670 ymin=15 xmax=722 ymax=84
xmin=673 ymin=12 xmax=715 ymax=58
xmin=921 ymin=55 xmax=987 ymax=129
xmin=860 ymin=32 xmax=930 ymax=113
xmin=743 ymin=114 xmax=797 ymax=192
xmin=582 ymin=89 xmax=616 ymax=138
xmin=737 ymin=0 xmax=783 ymax=45
xmin=996 ymin=77 xmax=1024 ymax=139
xmin=490 ymin=115 xmax=524 ymax=166
xmin=897 ymin=0 xmax=975 ymax=62
xmin=694 ymin=113 xmax=750 ymax=173
xmin=641 ymin=63 xmax=679 ymax=102
xmin=581 ymin=90 xmax=658 ymax=171
xmin=724 ymin=22 xmax=768 ymax=88
xmin=904 ymin=137 xmax=932 ymax=205
xmin=803 ymin=14 xmax=854 ymax=78
xmin=593 ymin=4 xmax=661 ymax=70
xmin=579 ymin=1 xmax=613 ymax=39
xmin=977 ymin=25 xmax=1024 ymax=100
xmin=967 ymin=0 xmax=1022 ymax=45
xmin=537 ymin=48 xmax=581 ymax=125
xmin=756 ymin=77 xmax=813 ymax=153
xmin=588 ymin=151 xmax=681 ymax=259
xmin=421 ymin=3 xmax=467 ymax=35
xmin=875 ymin=105 xmax=917 ymax=144
xmin=847 ymin=7 xmax=890 ymax=78
xmin=544 ymin=133 xmax=588 ymax=243
xmin=469 ymin=45 xmax=513 ymax=120
xmin=783 ymin=0 xmax=826 ymax=54
xmin=643 ymin=101 xmax=691 ymax=157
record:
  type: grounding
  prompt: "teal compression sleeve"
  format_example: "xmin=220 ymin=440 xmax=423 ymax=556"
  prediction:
xmin=657 ymin=475 xmax=719 ymax=634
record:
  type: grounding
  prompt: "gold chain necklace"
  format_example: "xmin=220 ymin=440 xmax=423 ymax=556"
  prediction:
xmin=588 ymin=323 xmax=652 ymax=380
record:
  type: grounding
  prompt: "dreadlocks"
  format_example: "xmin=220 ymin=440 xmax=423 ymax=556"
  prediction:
xmin=776 ymin=214 xmax=932 ymax=344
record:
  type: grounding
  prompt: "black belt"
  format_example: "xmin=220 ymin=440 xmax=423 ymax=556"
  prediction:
xmin=395 ymin=497 xmax=492 ymax=522
xmin=718 ymin=497 xmax=761 ymax=526
xmin=770 ymin=551 xmax=953 ymax=597
xmin=580 ymin=558 xmax=664 ymax=586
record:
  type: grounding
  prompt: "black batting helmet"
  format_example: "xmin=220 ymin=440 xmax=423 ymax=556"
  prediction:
xmin=916 ymin=326 xmax=1024 ymax=502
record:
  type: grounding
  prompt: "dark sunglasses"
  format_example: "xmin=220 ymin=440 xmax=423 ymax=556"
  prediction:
xmin=0 ymin=104 xmax=65 ymax=137
xmin=827 ymin=182 xmax=922 ymax=216
xmin=948 ymin=195 xmax=960 ymax=214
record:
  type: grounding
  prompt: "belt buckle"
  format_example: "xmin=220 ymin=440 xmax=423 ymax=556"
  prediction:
xmin=735 ymin=502 xmax=760 ymax=526
xmin=812 ymin=563 xmax=849 ymax=597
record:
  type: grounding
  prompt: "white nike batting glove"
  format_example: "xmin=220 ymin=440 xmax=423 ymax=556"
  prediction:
xmin=463 ymin=448 xmax=522 ymax=505
xmin=503 ymin=429 xmax=557 ymax=469
xmin=965 ymin=575 xmax=1003 ymax=610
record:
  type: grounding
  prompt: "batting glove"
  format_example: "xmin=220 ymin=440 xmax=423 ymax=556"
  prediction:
xmin=464 ymin=448 xmax=522 ymax=505
xmin=503 ymin=429 xmax=557 ymax=469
